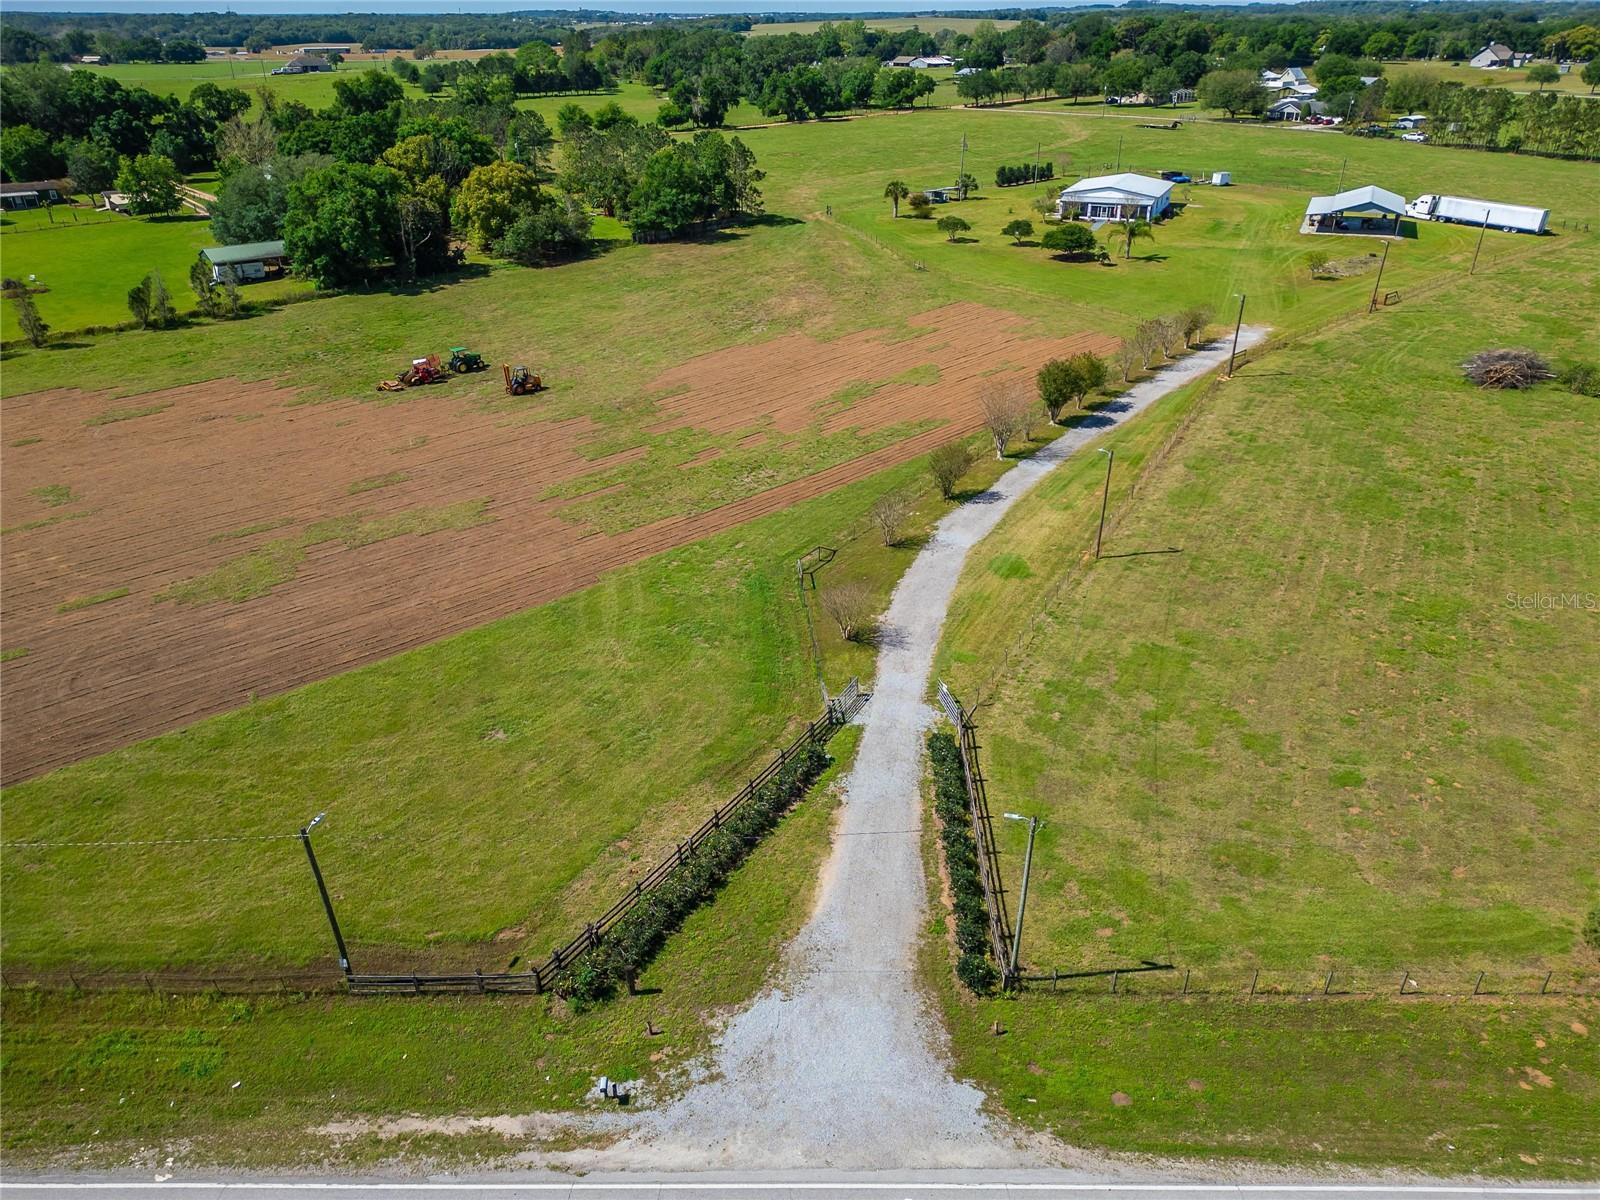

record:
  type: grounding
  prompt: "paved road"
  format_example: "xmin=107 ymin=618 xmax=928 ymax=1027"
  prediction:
xmin=566 ymin=330 xmax=1272 ymax=1172
xmin=5 ymin=1171 xmax=1595 ymax=1200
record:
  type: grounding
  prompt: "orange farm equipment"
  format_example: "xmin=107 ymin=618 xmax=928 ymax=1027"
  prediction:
xmin=377 ymin=354 xmax=447 ymax=392
xmin=503 ymin=363 xmax=543 ymax=395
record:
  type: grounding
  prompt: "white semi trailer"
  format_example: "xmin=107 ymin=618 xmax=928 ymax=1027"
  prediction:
xmin=1406 ymin=193 xmax=1549 ymax=234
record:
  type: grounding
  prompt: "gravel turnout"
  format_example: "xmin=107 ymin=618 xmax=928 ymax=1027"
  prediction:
xmin=586 ymin=330 xmax=1270 ymax=1172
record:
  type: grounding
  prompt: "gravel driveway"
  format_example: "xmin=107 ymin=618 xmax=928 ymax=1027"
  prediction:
xmin=589 ymin=330 xmax=1270 ymax=1171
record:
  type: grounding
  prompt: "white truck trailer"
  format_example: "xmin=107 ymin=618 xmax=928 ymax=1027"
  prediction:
xmin=1406 ymin=193 xmax=1549 ymax=234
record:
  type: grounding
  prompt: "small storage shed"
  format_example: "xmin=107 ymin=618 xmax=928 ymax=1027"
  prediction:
xmin=200 ymin=240 xmax=288 ymax=282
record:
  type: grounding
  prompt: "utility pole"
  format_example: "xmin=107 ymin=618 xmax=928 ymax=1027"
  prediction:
xmin=300 ymin=813 xmax=352 ymax=977
xmin=1337 ymin=157 xmax=1348 ymax=192
xmin=1368 ymin=241 xmax=1391 ymax=312
xmin=1228 ymin=292 xmax=1246 ymax=376
xmin=1116 ymin=133 xmax=1124 ymax=171
xmin=959 ymin=132 xmax=967 ymax=192
xmin=1004 ymin=813 xmax=1040 ymax=980
xmin=1095 ymin=447 xmax=1114 ymax=558
xmin=1470 ymin=207 xmax=1490 ymax=275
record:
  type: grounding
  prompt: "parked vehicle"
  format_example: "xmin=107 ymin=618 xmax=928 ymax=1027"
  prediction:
xmin=1406 ymin=193 xmax=1549 ymax=234
xmin=1400 ymin=132 xmax=1428 ymax=143
xmin=1160 ymin=171 xmax=1191 ymax=183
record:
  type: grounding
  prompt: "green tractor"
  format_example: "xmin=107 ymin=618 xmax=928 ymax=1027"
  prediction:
xmin=448 ymin=347 xmax=487 ymax=374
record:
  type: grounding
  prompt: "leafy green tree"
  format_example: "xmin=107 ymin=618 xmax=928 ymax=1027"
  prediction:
xmin=164 ymin=39 xmax=207 ymax=64
xmin=1100 ymin=53 xmax=1147 ymax=99
xmin=1 ymin=124 xmax=59 ymax=181
xmin=494 ymin=193 xmax=593 ymax=264
xmin=114 ymin=153 xmax=181 ymax=215
xmin=1363 ymin=31 xmax=1401 ymax=60
xmin=937 ymin=214 xmax=972 ymax=242
xmin=505 ymin=110 xmax=555 ymax=172
xmin=1002 ymin=218 xmax=1034 ymax=243
xmin=62 ymin=138 xmax=118 ymax=194
xmin=1057 ymin=62 xmax=1100 ymax=104
xmin=208 ymin=154 xmax=328 ymax=244
xmin=555 ymin=102 xmax=593 ymax=138
xmin=955 ymin=171 xmax=978 ymax=199
xmin=126 ymin=270 xmax=175 ymax=329
xmin=1145 ymin=66 xmax=1182 ymax=106
xmin=1197 ymin=69 xmax=1268 ymax=118
xmin=11 ymin=290 xmax=49 ymax=347
xmin=189 ymin=259 xmax=223 ymax=319
xmin=283 ymin=161 xmax=401 ymax=288
xmin=332 ymin=69 xmax=402 ymax=115
xmin=1526 ymin=63 xmax=1560 ymax=91
xmin=395 ymin=174 xmax=457 ymax=278
xmin=1040 ymin=222 xmax=1099 ymax=258
xmin=451 ymin=159 xmax=541 ymax=248
xmin=627 ymin=144 xmax=706 ymax=237
xmin=1584 ymin=60 xmax=1600 ymax=94
xmin=907 ymin=191 xmax=933 ymax=219
xmin=883 ymin=178 xmax=909 ymax=218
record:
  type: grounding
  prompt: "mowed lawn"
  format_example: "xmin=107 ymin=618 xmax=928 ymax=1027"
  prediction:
xmin=1385 ymin=58 xmax=1600 ymax=97
xmin=935 ymin=239 xmax=1600 ymax=984
xmin=0 ymin=208 xmax=307 ymax=340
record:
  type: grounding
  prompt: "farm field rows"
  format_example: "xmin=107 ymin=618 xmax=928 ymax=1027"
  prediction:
xmin=0 ymin=303 xmax=1112 ymax=780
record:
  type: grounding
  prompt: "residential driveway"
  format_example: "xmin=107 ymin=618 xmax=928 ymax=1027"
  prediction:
xmin=580 ymin=329 xmax=1271 ymax=1171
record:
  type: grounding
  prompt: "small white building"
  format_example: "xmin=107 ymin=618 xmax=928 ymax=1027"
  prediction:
xmin=1468 ymin=43 xmax=1531 ymax=69
xmin=1057 ymin=173 xmax=1174 ymax=222
xmin=909 ymin=55 xmax=954 ymax=69
xmin=1394 ymin=114 xmax=1428 ymax=129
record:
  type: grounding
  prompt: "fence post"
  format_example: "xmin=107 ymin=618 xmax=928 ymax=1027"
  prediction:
xmin=1110 ymin=970 xmax=1119 ymax=994
xmin=476 ymin=968 xmax=485 ymax=995
xmin=1324 ymin=969 xmax=1334 ymax=996
xmin=1473 ymin=971 xmax=1484 ymax=996
xmin=1182 ymin=969 xmax=1190 ymax=996
xmin=1541 ymin=970 xmax=1552 ymax=995
xmin=1249 ymin=969 xmax=1258 ymax=997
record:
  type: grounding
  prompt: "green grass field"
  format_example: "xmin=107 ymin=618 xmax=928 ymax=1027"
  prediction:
xmin=0 ymin=727 xmax=860 ymax=1167
xmin=62 ymin=60 xmax=408 ymax=110
xmin=0 ymin=208 xmax=307 ymax=340
xmin=4 ymin=100 xmax=1599 ymax=1170
xmin=1385 ymin=58 xmax=1600 ymax=97
xmin=923 ymin=213 xmax=1600 ymax=1174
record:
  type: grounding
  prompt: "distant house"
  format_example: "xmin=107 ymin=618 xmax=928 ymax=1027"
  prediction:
xmin=1302 ymin=184 xmax=1408 ymax=235
xmin=1 ymin=179 xmax=71 ymax=210
xmin=882 ymin=55 xmax=917 ymax=68
xmin=271 ymin=53 xmax=333 ymax=75
xmin=1261 ymin=66 xmax=1311 ymax=92
xmin=1468 ymin=43 xmax=1530 ymax=68
xmin=909 ymin=54 xmax=955 ymax=69
xmin=77 ymin=54 xmax=103 ymax=64
xmin=954 ymin=66 xmax=981 ymax=76
xmin=1057 ymin=172 xmax=1174 ymax=222
xmin=1394 ymin=114 xmax=1428 ymax=129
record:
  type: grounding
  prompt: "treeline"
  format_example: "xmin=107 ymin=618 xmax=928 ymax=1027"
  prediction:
xmin=1427 ymin=86 xmax=1600 ymax=156
xmin=1 ymin=63 xmax=250 ymax=184
xmin=995 ymin=161 xmax=1054 ymax=186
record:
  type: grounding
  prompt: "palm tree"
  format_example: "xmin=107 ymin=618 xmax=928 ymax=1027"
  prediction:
xmin=1105 ymin=216 xmax=1155 ymax=259
xmin=884 ymin=179 xmax=910 ymax=218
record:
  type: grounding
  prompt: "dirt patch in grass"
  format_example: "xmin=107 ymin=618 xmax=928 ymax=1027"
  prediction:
xmin=0 ymin=306 xmax=1116 ymax=783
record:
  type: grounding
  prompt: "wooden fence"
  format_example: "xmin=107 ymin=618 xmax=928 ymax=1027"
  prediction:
xmin=936 ymin=679 xmax=1015 ymax=979
xmin=347 ymin=686 xmax=865 ymax=996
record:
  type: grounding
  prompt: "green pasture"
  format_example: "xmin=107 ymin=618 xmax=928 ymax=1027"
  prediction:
xmin=0 ymin=208 xmax=305 ymax=340
xmin=0 ymin=726 xmax=860 ymax=1166
xmin=1385 ymin=58 xmax=1600 ymax=97
xmin=63 ymin=59 xmax=400 ymax=110
xmin=934 ymin=237 xmax=1600 ymax=984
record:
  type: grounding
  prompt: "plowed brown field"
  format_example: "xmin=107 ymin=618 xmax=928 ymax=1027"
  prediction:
xmin=1 ymin=303 xmax=1114 ymax=782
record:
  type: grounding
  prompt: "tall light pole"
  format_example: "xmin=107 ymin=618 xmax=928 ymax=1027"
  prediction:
xmin=1095 ymin=447 xmax=1114 ymax=559
xmin=1336 ymin=157 xmax=1348 ymax=192
xmin=1003 ymin=812 xmax=1040 ymax=980
xmin=1228 ymin=291 xmax=1246 ymax=376
xmin=300 ymin=813 xmax=352 ymax=977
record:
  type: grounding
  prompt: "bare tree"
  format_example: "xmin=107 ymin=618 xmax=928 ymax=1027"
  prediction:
xmin=1133 ymin=319 xmax=1164 ymax=369
xmin=1157 ymin=314 xmax=1186 ymax=358
xmin=820 ymin=581 xmax=876 ymax=643
xmin=980 ymin=380 xmax=1033 ymax=459
xmin=1463 ymin=348 xmax=1553 ymax=389
xmin=929 ymin=440 xmax=976 ymax=499
xmin=1181 ymin=307 xmax=1211 ymax=348
xmin=1115 ymin=340 xmax=1142 ymax=382
xmin=869 ymin=490 xmax=914 ymax=547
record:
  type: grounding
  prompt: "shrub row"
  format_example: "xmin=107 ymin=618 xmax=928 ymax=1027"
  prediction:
xmin=927 ymin=731 xmax=999 ymax=994
xmin=551 ymin=738 xmax=833 ymax=1006
xmin=995 ymin=162 xmax=1054 ymax=187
